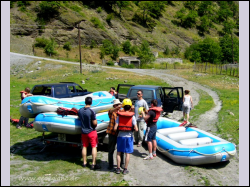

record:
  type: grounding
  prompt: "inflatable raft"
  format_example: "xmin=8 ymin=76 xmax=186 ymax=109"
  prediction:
xmin=33 ymin=112 xmax=110 ymax=135
xmin=153 ymin=117 xmax=237 ymax=165
xmin=20 ymin=91 xmax=115 ymax=118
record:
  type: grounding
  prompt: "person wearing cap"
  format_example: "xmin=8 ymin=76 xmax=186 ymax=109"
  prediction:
xmin=106 ymin=99 xmax=125 ymax=170
xmin=114 ymin=98 xmax=138 ymax=175
xmin=182 ymin=90 xmax=193 ymax=124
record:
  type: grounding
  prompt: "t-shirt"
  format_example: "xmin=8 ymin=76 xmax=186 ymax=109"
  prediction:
xmin=78 ymin=107 xmax=96 ymax=134
xmin=146 ymin=110 xmax=156 ymax=127
xmin=116 ymin=116 xmax=136 ymax=137
xmin=134 ymin=99 xmax=149 ymax=121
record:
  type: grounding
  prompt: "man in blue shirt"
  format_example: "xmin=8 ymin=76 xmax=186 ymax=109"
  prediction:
xmin=78 ymin=97 xmax=101 ymax=170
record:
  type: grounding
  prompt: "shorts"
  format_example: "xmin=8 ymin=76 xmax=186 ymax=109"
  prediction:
xmin=81 ymin=130 xmax=98 ymax=148
xmin=117 ymin=136 xmax=133 ymax=153
xmin=182 ymin=105 xmax=191 ymax=114
xmin=144 ymin=125 xmax=157 ymax=142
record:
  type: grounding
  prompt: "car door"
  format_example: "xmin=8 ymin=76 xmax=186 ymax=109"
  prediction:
xmin=162 ymin=87 xmax=183 ymax=113
xmin=116 ymin=84 xmax=134 ymax=102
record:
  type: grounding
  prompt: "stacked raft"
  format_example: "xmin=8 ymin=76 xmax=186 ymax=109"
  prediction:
xmin=19 ymin=91 xmax=115 ymax=133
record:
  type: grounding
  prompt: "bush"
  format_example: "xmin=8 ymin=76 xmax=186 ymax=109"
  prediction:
xmin=90 ymin=40 xmax=97 ymax=49
xmin=106 ymin=13 xmax=114 ymax=24
xmin=63 ymin=42 xmax=71 ymax=51
xmin=97 ymin=7 xmax=102 ymax=13
xmin=44 ymin=38 xmax=57 ymax=56
xmin=91 ymin=17 xmax=104 ymax=29
xmin=106 ymin=61 xmax=114 ymax=66
xmin=35 ymin=37 xmax=50 ymax=48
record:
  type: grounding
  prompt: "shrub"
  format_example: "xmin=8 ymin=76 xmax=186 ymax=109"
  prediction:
xmin=90 ymin=40 xmax=97 ymax=49
xmin=44 ymin=38 xmax=57 ymax=56
xmin=106 ymin=61 xmax=114 ymax=66
xmin=35 ymin=37 xmax=50 ymax=48
xmin=91 ymin=17 xmax=104 ymax=29
xmin=97 ymin=7 xmax=102 ymax=13
xmin=164 ymin=45 xmax=170 ymax=55
xmin=106 ymin=13 xmax=114 ymax=24
xmin=63 ymin=42 xmax=71 ymax=51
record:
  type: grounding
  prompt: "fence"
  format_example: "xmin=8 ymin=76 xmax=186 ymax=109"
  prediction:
xmin=193 ymin=63 xmax=239 ymax=77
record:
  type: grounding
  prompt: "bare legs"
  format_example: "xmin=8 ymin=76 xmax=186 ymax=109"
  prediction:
xmin=82 ymin=146 xmax=97 ymax=165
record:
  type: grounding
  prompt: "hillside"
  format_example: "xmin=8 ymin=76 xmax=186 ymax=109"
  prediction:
xmin=10 ymin=1 xmax=239 ymax=64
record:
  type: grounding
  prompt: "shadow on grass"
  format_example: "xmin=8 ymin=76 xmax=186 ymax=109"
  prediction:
xmin=10 ymin=134 xmax=110 ymax=169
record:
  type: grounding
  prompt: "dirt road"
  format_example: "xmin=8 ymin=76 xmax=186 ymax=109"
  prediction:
xmin=10 ymin=53 xmax=239 ymax=186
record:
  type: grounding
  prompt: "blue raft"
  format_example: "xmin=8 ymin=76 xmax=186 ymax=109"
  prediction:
xmin=152 ymin=117 xmax=237 ymax=165
xmin=33 ymin=111 xmax=110 ymax=135
xmin=20 ymin=91 xmax=115 ymax=118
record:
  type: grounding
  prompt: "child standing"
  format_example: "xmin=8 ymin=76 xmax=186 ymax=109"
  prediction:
xmin=16 ymin=87 xmax=33 ymax=129
xmin=114 ymin=99 xmax=138 ymax=175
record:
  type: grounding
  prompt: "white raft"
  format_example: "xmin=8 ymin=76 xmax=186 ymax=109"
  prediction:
xmin=33 ymin=112 xmax=110 ymax=135
xmin=20 ymin=91 xmax=115 ymax=118
xmin=148 ymin=117 xmax=237 ymax=165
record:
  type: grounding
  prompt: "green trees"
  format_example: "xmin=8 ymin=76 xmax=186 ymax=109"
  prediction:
xmin=174 ymin=8 xmax=198 ymax=28
xmin=122 ymin=40 xmax=132 ymax=54
xmin=100 ymin=39 xmax=120 ymax=61
xmin=138 ymin=40 xmax=155 ymax=65
xmin=219 ymin=34 xmax=239 ymax=63
xmin=37 ymin=1 xmax=61 ymax=21
xmin=185 ymin=37 xmax=222 ymax=64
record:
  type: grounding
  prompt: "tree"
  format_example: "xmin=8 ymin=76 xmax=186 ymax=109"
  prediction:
xmin=44 ymin=38 xmax=57 ymax=56
xmin=122 ymin=40 xmax=132 ymax=54
xmin=164 ymin=45 xmax=170 ymax=55
xmin=217 ymin=1 xmax=233 ymax=23
xmin=37 ymin=1 xmax=61 ymax=21
xmin=138 ymin=40 xmax=155 ymax=65
xmin=219 ymin=34 xmax=239 ymax=63
xmin=184 ymin=1 xmax=200 ymax=11
xmin=115 ymin=1 xmax=130 ymax=16
xmin=111 ymin=45 xmax=120 ymax=60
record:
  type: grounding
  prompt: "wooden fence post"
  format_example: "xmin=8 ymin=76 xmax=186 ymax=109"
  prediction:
xmin=233 ymin=69 xmax=235 ymax=77
xmin=230 ymin=67 xmax=232 ymax=76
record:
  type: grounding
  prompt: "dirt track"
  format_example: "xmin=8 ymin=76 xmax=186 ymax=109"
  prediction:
xmin=10 ymin=53 xmax=239 ymax=186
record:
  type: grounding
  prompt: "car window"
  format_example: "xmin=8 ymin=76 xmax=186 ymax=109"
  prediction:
xmin=130 ymin=89 xmax=153 ymax=100
xmin=166 ymin=89 xmax=178 ymax=98
xmin=32 ymin=86 xmax=52 ymax=96
xmin=68 ymin=85 xmax=74 ymax=93
xmin=156 ymin=89 xmax=161 ymax=100
xmin=75 ymin=85 xmax=84 ymax=93
xmin=55 ymin=86 xmax=66 ymax=96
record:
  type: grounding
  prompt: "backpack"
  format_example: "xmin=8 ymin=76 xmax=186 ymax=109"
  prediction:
xmin=56 ymin=107 xmax=79 ymax=117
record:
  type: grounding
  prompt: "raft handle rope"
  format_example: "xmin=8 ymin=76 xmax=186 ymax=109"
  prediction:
xmin=157 ymin=147 xmax=236 ymax=156
xmin=21 ymin=99 xmax=112 ymax=108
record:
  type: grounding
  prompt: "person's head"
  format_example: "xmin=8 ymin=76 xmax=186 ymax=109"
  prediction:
xmin=151 ymin=99 xmax=158 ymax=107
xmin=85 ymin=97 xmax=93 ymax=105
xmin=184 ymin=90 xmax=190 ymax=95
xmin=137 ymin=90 xmax=143 ymax=99
xmin=110 ymin=87 xmax=115 ymax=92
xmin=25 ymin=87 xmax=31 ymax=93
xmin=113 ymin=99 xmax=122 ymax=108
xmin=122 ymin=98 xmax=132 ymax=111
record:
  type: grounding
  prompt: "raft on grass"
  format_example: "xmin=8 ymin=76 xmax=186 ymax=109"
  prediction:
xmin=20 ymin=91 xmax=115 ymax=118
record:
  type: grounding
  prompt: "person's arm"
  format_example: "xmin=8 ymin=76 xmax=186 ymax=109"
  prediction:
xmin=190 ymin=96 xmax=193 ymax=108
xmin=114 ymin=117 xmax=119 ymax=131
xmin=132 ymin=116 xmax=138 ymax=131
xmin=141 ymin=111 xmax=150 ymax=121
xmin=91 ymin=110 xmax=97 ymax=127
xmin=92 ymin=119 xmax=97 ymax=126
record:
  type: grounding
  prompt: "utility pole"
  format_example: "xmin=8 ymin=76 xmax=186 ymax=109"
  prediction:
xmin=231 ymin=32 xmax=234 ymax=64
xmin=78 ymin=23 xmax=82 ymax=74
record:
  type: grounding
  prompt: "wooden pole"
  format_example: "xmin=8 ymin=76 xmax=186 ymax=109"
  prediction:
xmin=78 ymin=23 xmax=82 ymax=74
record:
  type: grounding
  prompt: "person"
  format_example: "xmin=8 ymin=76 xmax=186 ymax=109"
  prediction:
xmin=106 ymin=99 xmax=125 ymax=170
xmin=114 ymin=98 xmax=138 ymax=175
xmin=134 ymin=90 xmax=149 ymax=147
xmin=78 ymin=97 xmax=101 ymax=170
xmin=109 ymin=87 xmax=117 ymax=97
xmin=16 ymin=87 xmax=33 ymax=129
xmin=182 ymin=90 xmax=193 ymax=124
xmin=140 ymin=99 xmax=162 ymax=160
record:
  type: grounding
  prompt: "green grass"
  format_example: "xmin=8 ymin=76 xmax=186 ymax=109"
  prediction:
xmin=190 ymin=89 xmax=215 ymax=122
